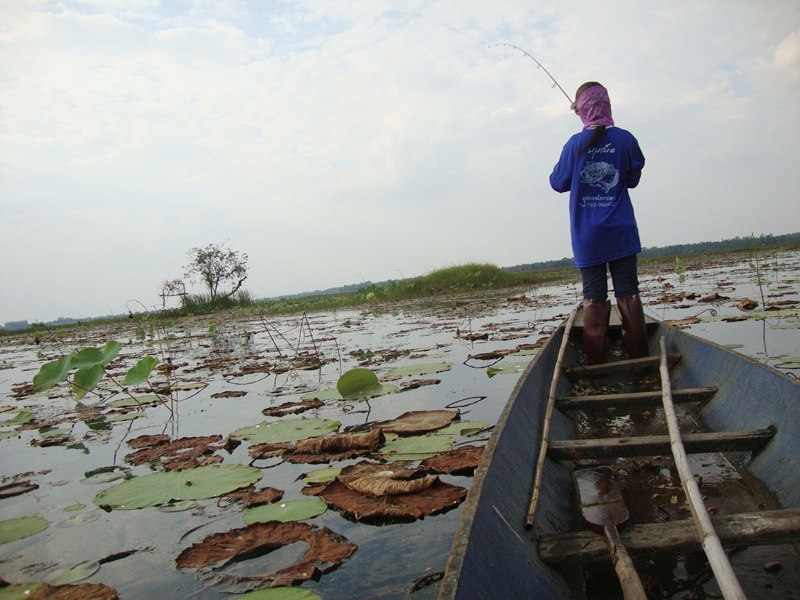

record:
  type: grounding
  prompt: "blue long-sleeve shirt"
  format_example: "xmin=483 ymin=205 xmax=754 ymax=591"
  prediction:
xmin=549 ymin=127 xmax=645 ymax=268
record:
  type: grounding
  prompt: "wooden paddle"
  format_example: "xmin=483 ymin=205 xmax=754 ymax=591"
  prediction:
xmin=574 ymin=466 xmax=648 ymax=600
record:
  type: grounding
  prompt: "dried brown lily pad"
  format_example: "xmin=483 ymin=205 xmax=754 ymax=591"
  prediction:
xmin=249 ymin=442 xmax=293 ymax=461
xmin=0 ymin=578 xmax=119 ymax=599
xmin=125 ymin=435 xmax=235 ymax=471
xmin=420 ymin=445 xmax=485 ymax=476
xmin=341 ymin=475 xmax=436 ymax=497
xmin=373 ymin=410 xmax=458 ymax=436
xmin=210 ymin=390 xmax=247 ymax=399
xmin=737 ymin=298 xmax=758 ymax=311
xmin=0 ymin=480 xmax=39 ymax=499
xmin=175 ymin=521 xmax=357 ymax=587
xmin=397 ymin=379 xmax=440 ymax=392
xmin=222 ymin=485 xmax=284 ymax=508
xmin=318 ymin=477 xmax=466 ymax=523
xmin=700 ymin=292 xmax=729 ymax=302
xmin=127 ymin=434 xmax=170 ymax=449
xmin=262 ymin=399 xmax=324 ymax=417
xmin=250 ymin=429 xmax=385 ymax=464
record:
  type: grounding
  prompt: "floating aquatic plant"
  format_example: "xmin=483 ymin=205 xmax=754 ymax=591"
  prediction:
xmin=93 ymin=464 xmax=261 ymax=510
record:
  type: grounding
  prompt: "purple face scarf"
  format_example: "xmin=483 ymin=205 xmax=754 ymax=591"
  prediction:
xmin=575 ymin=85 xmax=614 ymax=130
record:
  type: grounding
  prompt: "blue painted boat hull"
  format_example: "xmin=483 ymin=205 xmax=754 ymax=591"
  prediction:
xmin=439 ymin=318 xmax=800 ymax=599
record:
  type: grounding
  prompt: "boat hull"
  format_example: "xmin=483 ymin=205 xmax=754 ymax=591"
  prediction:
xmin=439 ymin=319 xmax=800 ymax=599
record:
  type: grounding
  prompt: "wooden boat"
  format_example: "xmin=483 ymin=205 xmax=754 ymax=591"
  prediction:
xmin=439 ymin=304 xmax=800 ymax=599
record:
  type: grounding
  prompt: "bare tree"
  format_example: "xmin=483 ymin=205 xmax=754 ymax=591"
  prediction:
xmin=184 ymin=242 xmax=248 ymax=301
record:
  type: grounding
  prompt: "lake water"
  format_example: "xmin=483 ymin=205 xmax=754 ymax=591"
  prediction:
xmin=1 ymin=249 xmax=798 ymax=599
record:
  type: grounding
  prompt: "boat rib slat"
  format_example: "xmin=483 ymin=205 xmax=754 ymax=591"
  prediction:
xmin=556 ymin=386 xmax=718 ymax=411
xmin=548 ymin=428 xmax=775 ymax=460
xmin=563 ymin=353 xmax=681 ymax=379
xmin=538 ymin=508 xmax=800 ymax=563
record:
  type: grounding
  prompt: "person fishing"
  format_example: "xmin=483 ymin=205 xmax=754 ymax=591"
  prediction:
xmin=549 ymin=82 xmax=649 ymax=364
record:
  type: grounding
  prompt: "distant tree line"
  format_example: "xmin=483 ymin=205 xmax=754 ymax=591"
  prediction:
xmin=502 ymin=232 xmax=800 ymax=274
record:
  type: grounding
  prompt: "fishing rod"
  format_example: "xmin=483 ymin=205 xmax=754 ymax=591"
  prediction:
xmin=489 ymin=43 xmax=574 ymax=107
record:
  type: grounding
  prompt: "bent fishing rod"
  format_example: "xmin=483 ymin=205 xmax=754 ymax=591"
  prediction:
xmin=489 ymin=43 xmax=574 ymax=107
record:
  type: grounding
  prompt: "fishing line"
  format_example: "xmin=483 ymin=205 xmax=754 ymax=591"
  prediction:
xmin=489 ymin=43 xmax=573 ymax=107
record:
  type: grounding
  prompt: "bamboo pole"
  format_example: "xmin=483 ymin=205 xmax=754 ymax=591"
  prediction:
xmin=658 ymin=337 xmax=747 ymax=600
xmin=526 ymin=301 xmax=582 ymax=528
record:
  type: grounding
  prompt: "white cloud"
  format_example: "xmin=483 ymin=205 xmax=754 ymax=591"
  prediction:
xmin=1 ymin=0 xmax=799 ymax=322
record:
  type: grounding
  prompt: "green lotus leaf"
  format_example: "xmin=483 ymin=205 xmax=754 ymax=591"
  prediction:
xmin=1 ymin=410 xmax=35 ymax=426
xmin=64 ymin=504 xmax=85 ymax=512
xmin=385 ymin=362 xmax=452 ymax=378
xmin=73 ymin=364 xmax=105 ymax=401
xmin=301 ymin=467 xmax=341 ymax=484
xmin=0 ymin=431 xmax=17 ymax=440
xmin=0 ymin=515 xmax=49 ymax=544
xmin=121 ymin=356 xmax=159 ymax=387
xmin=379 ymin=435 xmax=454 ymax=461
xmin=38 ymin=427 xmax=71 ymax=439
xmin=299 ymin=387 xmax=342 ymax=402
xmin=299 ymin=383 xmax=398 ymax=403
xmin=242 ymin=497 xmax=327 ymax=524
xmin=486 ymin=362 xmax=529 ymax=377
xmin=56 ymin=510 xmax=102 ymax=528
xmin=70 ymin=341 xmax=122 ymax=369
xmin=32 ymin=353 xmax=74 ymax=392
xmin=232 ymin=417 xmax=340 ymax=444
xmin=107 ymin=394 xmax=161 ymax=409
xmin=0 ymin=582 xmax=47 ymax=598
xmin=238 ymin=587 xmax=322 ymax=599
xmin=157 ymin=500 xmax=198 ymax=513
xmin=92 ymin=464 xmax=261 ymax=510
xmin=108 ymin=413 xmax=140 ymax=422
xmin=337 ymin=368 xmax=384 ymax=399
xmin=43 ymin=559 xmax=99 ymax=585
xmin=437 ymin=421 xmax=490 ymax=436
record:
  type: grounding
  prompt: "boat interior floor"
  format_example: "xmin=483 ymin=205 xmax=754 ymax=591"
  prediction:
xmin=540 ymin=317 xmax=800 ymax=599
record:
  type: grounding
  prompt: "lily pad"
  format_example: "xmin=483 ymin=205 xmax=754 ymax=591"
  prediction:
xmin=0 ymin=515 xmax=49 ymax=544
xmin=374 ymin=410 xmax=459 ymax=436
xmin=385 ymin=363 xmax=452 ymax=378
xmin=232 ymin=418 xmax=340 ymax=444
xmin=56 ymin=510 xmax=102 ymax=528
xmin=107 ymin=394 xmax=161 ymax=409
xmin=336 ymin=368 xmax=384 ymax=399
xmin=239 ymin=588 xmax=322 ymax=600
xmin=299 ymin=388 xmax=346 ymax=402
xmin=301 ymin=467 xmax=341 ymax=484
xmin=486 ymin=362 xmax=529 ymax=377
xmin=2 ymin=410 xmax=35 ymax=426
xmin=319 ymin=476 xmax=466 ymax=524
xmin=80 ymin=470 xmax=127 ymax=485
xmin=243 ymin=497 xmax=328 ymax=524
xmin=0 ymin=581 xmax=118 ymax=599
xmin=437 ymin=421 xmax=490 ymax=436
xmin=93 ymin=464 xmax=262 ymax=510
xmin=43 ymin=559 xmax=100 ymax=584
xmin=379 ymin=435 xmax=454 ymax=461
xmin=108 ymin=413 xmax=140 ymax=422
xmin=157 ymin=500 xmax=199 ymax=513
xmin=175 ymin=521 xmax=357 ymax=587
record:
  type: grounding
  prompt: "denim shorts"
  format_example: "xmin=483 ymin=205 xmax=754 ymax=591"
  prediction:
xmin=580 ymin=254 xmax=640 ymax=300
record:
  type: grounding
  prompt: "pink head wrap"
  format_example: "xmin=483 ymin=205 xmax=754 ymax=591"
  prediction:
xmin=574 ymin=85 xmax=614 ymax=130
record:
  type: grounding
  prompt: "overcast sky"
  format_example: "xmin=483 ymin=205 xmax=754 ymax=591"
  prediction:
xmin=1 ymin=1 xmax=798 ymax=323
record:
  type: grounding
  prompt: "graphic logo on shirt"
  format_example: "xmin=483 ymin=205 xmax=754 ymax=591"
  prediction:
xmin=580 ymin=161 xmax=619 ymax=193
